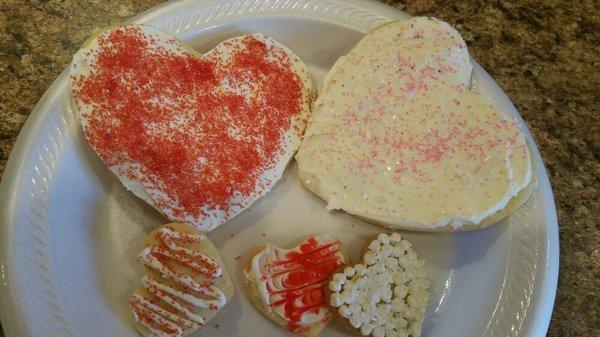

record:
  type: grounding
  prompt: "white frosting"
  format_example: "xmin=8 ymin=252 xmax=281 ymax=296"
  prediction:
xmin=329 ymin=233 xmax=429 ymax=337
xmin=296 ymin=17 xmax=532 ymax=230
xmin=130 ymin=227 xmax=227 ymax=337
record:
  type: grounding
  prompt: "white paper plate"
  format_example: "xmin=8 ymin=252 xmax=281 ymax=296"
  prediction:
xmin=0 ymin=1 xmax=558 ymax=336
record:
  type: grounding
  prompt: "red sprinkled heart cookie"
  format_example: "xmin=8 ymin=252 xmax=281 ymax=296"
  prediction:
xmin=71 ymin=25 xmax=314 ymax=231
xmin=245 ymin=234 xmax=348 ymax=336
xmin=325 ymin=233 xmax=429 ymax=337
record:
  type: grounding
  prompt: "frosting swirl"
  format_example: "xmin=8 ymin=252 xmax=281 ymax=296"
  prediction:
xmin=246 ymin=234 xmax=346 ymax=333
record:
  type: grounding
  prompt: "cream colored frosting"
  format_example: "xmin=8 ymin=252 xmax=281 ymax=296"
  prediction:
xmin=296 ymin=17 xmax=532 ymax=230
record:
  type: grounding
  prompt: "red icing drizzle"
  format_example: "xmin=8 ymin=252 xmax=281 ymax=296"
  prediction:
xmin=265 ymin=237 xmax=345 ymax=333
xmin=72 ymin=27 xmax=303 ymax=224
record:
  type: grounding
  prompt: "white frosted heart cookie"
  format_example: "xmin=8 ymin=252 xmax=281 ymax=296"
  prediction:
xmin=296 ymin=17 xmax=533 ymax=231
xmin=129 ymin=223 xmax=234 ymax=337
xmin=326 ymin=233 xmax=429 ymax=337
xmin=244 ymin=234 xmax=348 ymax=336
xmin=71 ymin=25 xmax=314 ymax=231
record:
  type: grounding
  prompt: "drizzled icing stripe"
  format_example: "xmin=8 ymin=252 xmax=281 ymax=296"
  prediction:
xmin=246 ymin=234 xmax=346 ymax=333
xmin=142 ymin=276 xmax=205 ymax=324
xmin=130 ymin=294 xmax=198 ymax=337
xmin=158 ymin=227 xmax=222 ymax=278
xmin=131 ymin=226 xmax=227 ymax=337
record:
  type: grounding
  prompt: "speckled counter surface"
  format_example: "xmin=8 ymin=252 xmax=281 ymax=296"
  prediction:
xmin=0 ymin=0 xmax=598 ymax=336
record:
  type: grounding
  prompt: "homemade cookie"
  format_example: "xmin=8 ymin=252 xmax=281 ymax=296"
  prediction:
xmin=129 ymin=223 xmax=234 ymax=337
xmin=71 ymin=25 xmax=314 ymax=231
xmin=326 ymin=233 xmax=429 ymax=337
xmin=245 ymin=234 xmax=348 ymax=336
xmin=296 ymin=17 xmax=533 ymax=231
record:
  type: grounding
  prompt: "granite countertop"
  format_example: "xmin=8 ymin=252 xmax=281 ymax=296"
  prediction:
xmin=0 ymin=0 xmax=598 ymax=336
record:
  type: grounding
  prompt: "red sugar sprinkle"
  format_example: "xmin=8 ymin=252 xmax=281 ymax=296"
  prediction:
xmin=72 ymin=27 xmax=302 ymax=223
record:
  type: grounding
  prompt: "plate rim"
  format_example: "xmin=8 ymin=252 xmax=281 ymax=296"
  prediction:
xmin=0 ymin=1 xmax=558 ymax=336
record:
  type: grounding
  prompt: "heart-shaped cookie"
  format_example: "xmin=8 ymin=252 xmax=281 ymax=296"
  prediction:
xmin=296 ymin=17 xmax=532 ymax=231
xmin=326 ymin=233 xmax=429 ymax=337
xmin=129 ymin=223 xmax=234 ymax=337
xmin=245 ymin=234 xmax=348 ymax=336
xmin=71 ymin=25 xmax=314 ymax=231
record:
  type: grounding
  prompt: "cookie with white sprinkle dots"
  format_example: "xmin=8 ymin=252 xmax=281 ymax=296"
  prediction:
xmin=325 ymin=233 xmax=429 ymax=337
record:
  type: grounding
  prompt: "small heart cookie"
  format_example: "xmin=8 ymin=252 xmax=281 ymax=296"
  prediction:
xmin=326 ymin=233 xmax=429 ymax=337
xmin=129 ymin=223 xmax=234 ymax=337
xmin=245 ymin=234 xmax=348 ymax=336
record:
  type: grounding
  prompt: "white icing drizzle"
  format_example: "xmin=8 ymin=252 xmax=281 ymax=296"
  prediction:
xmin=130 ymin=227 xmax=227 ymax=337
xmin=130 ymin=293 xmax=197 ymax=337
xmin=329 ymin=233 xmax=429 ymax=337
xmin=159 ymin=228 xmax=223 ymax=278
